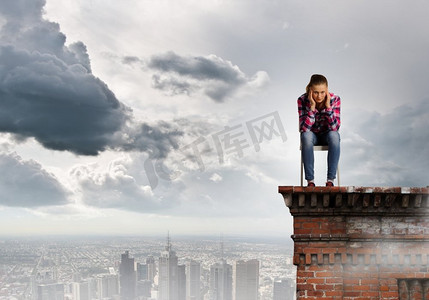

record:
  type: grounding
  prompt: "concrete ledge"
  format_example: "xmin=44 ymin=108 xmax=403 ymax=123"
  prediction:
xmin=278 ymin=186 xmax=429 ymax=216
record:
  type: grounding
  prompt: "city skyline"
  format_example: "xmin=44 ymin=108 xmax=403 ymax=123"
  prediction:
xmin=0 ymin=235 xmax=295 ymax=300
xmin=0 ymin=0 xmax=428 ymax=237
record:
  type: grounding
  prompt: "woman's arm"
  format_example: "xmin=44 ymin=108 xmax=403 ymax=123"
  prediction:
xmin=323 ymin=94 xmax=341 ymax=131
xmin=298 ymin=94 xmax=317 ymax=132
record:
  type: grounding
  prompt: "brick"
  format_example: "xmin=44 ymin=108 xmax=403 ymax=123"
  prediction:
xmin=315 ymin=284 xmax=335 ymax=290
xmin=343 ymin=291 xmax=362 ymax=297
xmin=303 ymin=247 xmax=321 ymax=254
xmin=297 ymin=283 xmax=314 ymax=290
xmin=294 ymin=254 xmax=301 ymax=265
xmin=326 ymin=278 xmax=343 ymax=284
xmin=307 ymin=278 xmax=325 ymax=284
xmin=294 ymin=218 xmax=307 ymax=223
xmin=315 ymin=271 xmax=335 ymax=277
xmin=312 ymin=229 xmax=332 ymax=234
xmin=362 ymin=291 xmax=379 ymax=297
xmin=379 ymin=285 xmax=389 ymax=292
xmin=302 ymin=222 xmax=320 ymax=229
xmin=306 ymin=290 xmax=324 ymax=297
xmin=361 ymin=278 xmax=379 ymax=285
xmin=304 ymin=254 xmax=311 ymax=265
xmin=325 ymin=290 xmax=343 ymax=297
xmin=381 ymin=291 xmax=398 ymax=298
xmin=300 ymin=271 xmax=315 ymax=278
xmin=353 ymin=285 xmax=372 ymax=291
xmin=294 ymin=229 xmax=313 ymax=235
xmin=344 ymin=279 xmax=360 ymax=285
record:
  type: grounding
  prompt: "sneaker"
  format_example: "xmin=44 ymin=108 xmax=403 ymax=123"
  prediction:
xmin=307 ymin=182 xmax=315 ymax=187
xmin=326 ymin=181 xmax=334 ymax=187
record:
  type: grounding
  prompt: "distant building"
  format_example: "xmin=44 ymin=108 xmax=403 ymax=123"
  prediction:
xmin=137 ymin=280 xmax=152 ymax=298
xmin=178 ymin=264 xmax=186 ymax=300
xmin=137 ymin=262 xmax=148 ymax=281
xmin=186 ymin=260 xmax=201 ymax=300
xmin=96 ymin=274 xmax=119 ymax=299
xmin=158 ymin=237 xmax=179 ymax=300
xmin=120 ymin=251 xmax=136 ymax=300
xmin=146 ymin=256 xmax=157 ymax=282
xmin=71 ymin=280 xmax=96 ymax=300
xmin=209 ymin=260 xmax=232 ymax=300
xmin=232 ymin=259 xmax=259 ymax=300
xmin=272 ymin=279 xmax=294 ymax=300
xmin=37 ymin=283 xmax=64 ymax=300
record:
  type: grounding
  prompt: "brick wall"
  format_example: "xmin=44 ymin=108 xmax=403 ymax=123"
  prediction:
xmin=279 ymin=186 xmax=429 ymax=300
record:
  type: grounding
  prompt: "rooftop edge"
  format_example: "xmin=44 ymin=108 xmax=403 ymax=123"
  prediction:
xmin=278 ymin=186 xmax=429 ymax=215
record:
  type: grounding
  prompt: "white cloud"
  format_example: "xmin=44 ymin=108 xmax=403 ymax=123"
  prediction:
xmin=70 ymin=155 xmax=165 ymax=212
xmin=209 ymin=173 xmax=223 ymax=182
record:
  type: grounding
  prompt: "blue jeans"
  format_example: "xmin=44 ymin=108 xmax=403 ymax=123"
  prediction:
xmin=301 ymin=131 xmax=340 ymax=181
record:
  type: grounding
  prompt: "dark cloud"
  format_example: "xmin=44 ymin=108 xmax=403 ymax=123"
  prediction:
xmin=114 ymin=121 xmax=182 ymax=158
xmin=149 ymin=51 xmax=246 ymax=83
xmin=147 ymin=51 xmax=268 ymax=102
xmin=152 ymin=74 xmax=193 ymax=96
xmin=342 ymin=98 xmax=429 ymax=186
xmin=0 ymin=152 xmax=69 ymax=207
xmin=0 ymin=0 xmax=181 ymax=158
xmin=0 ymin=0 xmax=45 ymax=23
xmin=121 ymin=56 xmax=142 ymax=65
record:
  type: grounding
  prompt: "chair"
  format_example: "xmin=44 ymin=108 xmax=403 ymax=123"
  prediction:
xmin=300 ymin=144 xmax=340 ymax=186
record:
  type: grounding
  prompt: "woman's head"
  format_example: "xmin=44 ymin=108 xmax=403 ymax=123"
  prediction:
xmin=306 ymin=74 xmax=328 ymax=104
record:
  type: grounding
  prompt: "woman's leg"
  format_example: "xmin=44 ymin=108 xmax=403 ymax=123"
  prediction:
xmin=324 ymin=131 xmax=340 ymax=180
xmin=301 ymin=131 xmax=317 ymax=181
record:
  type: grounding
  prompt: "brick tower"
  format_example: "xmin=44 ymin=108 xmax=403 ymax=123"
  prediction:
xmin=278 ymin=186 xmax=429 ymax=300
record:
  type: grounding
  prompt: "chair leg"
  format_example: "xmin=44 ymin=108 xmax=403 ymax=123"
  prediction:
xmin=337 ymin=164 xmax=340 ymax=187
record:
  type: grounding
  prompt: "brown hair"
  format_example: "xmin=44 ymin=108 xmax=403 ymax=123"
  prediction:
xmin=306 ymin=74 xmax=328 ymax=94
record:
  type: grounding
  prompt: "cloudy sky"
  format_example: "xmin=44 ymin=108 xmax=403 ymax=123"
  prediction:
xmin=0 ymin=0 xmax=428 ymax=238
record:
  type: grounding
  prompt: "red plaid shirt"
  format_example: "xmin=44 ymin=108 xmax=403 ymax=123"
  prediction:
xmin=298 ymin=93 xmax=341 ymax=133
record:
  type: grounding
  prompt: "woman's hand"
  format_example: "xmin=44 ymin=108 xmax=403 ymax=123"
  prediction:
xmin=308 ymin=89 xmax=316 ymax=111
xmin=325 ymin=88 xmax=331 ymax=109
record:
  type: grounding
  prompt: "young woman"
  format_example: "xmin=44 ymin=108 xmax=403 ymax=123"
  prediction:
xmin=298 ymin=74 xmax=340 ymax=187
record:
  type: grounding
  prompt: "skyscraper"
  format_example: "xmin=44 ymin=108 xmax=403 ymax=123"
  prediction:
xmin=232 ymin=259 xmax=259 ymax=300
xmin=37 ymin=283 xmax=64 ymax=300
xmin=71 ymin=280 xmax=95 ymax=300
xmin=146 ymin=256 xmax=157 ymax=282
xmin=158 ymin=236 xmax=179 ymax=300
xmin=178 ymin=264 xmax=186 ymax=300
xmin=209 ymin=260 xmax=232 ymax=300
xmin=97 ymin=274 xmax=119 ymax=299
xmin=186 ymin=260 xmax=201 ymax=300
xmin=273 ymin=279 xmax=295 ymax=300
xmin=119 ymin=251 xmax=136 ymax=300
xmin=137 ymin=263 xmax=148 ymax=281
xmin=137 ymin=280 xmax=152 ymax=299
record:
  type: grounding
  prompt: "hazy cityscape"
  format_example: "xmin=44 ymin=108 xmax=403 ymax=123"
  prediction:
xmin=0 ymin=235 xmax=296 ymax=300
